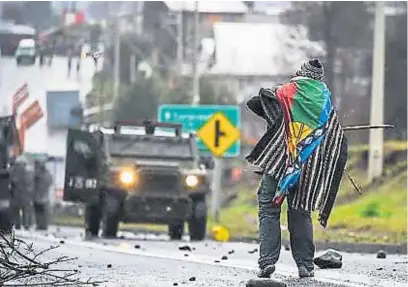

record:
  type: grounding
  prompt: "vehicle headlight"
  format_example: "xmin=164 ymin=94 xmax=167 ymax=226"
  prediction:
xmin=119 ymin=170 xmax=137 ymax=186
xmin=185 ymin=175 xmax=199 ymax=188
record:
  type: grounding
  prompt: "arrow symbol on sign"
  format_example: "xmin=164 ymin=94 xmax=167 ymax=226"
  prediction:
xmin=214 ymin=120 xmax=226 ymax=147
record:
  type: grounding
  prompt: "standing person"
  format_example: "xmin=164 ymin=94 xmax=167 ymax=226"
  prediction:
xmin=67 ymin=48 xmax=73 ymax=77
xmin=9 ymin=156 xmax=34 ymax=230
xmin=48 ymin=40 xmax=55 ymax=66
xmin=33 ymin=159 xmax=52 ymax=231
xmin=245 ymin=59 xmax=348 ymax=278
xmin=38 ymin=42 xmax=45 ymax=67
xmin=76 ymin=39 xmax=84 ymax=75
xmin=92 ymin=51 xmax=100 ymax=70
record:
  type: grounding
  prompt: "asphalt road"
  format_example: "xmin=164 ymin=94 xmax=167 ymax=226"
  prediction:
xmin=12 ymin=226 xmax=408 ymax=287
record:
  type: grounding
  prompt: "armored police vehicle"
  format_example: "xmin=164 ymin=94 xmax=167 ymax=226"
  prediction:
xmin=64 ymin=120 xmax=211 ymax=240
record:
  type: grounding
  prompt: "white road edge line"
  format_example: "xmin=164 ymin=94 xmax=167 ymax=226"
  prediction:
xmin=16 ymin=231 xmax=404 ymax=287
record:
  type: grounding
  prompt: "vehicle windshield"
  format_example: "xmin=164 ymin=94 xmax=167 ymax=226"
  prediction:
xmin=105 ymin=134 xmax=194 ymax=160
xmin=18 ymin=47 xmax=34 ymax=54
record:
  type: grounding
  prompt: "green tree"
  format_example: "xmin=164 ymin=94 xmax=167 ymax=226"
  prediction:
xmin=282 ymin=2 xmax=373 ymax=90
xmin=384 ymin=3 xmax=407 ymax=139
xmin=112 ymin=74 xmax=161 ymax=122
xmin=160 ymin=74 xmax=236 ymax=106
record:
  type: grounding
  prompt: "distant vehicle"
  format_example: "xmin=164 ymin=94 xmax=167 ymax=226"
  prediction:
xmin=15 ymin=39 xmax=36 ymax=65
xmin=0 ymin=23 xmax=36 ymax=56
xmin=63 ymin=120 xmax=213 ymax=241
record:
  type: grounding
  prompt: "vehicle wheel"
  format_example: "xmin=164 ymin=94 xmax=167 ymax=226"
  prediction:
xmin=84 ymin=201 xmax=102 ymax=237
xmin=16 ymin=57 xmax=21 ymax=65
xmin=101 ymin=198 xmax=121 ymax=238
xmin=168 ymin=222 xmax=184 ymax=240
xmin=188 ymin=200 xmax=207 ymax=241
xmin=31 ymin=57 xmax=36 ymax=64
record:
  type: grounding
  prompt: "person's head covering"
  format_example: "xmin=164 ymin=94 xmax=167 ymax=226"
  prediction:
xmin=294 ymin=59 xmax=325 ymax=82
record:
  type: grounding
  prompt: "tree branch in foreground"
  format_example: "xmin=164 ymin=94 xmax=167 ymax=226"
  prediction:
xmin=0 ymin=231 xmax=105 ymax=286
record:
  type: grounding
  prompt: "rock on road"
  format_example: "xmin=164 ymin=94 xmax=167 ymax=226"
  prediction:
xmin=13 ymin=227 xmax=408 ymax=287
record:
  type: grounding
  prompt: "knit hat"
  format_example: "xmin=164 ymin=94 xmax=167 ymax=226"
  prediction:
xmin=295 ymin=59 xmax=325 ymax=82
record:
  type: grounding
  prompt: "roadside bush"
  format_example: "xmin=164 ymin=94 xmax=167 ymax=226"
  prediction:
xmin=360 ymin=202 xmax=381 ymax=218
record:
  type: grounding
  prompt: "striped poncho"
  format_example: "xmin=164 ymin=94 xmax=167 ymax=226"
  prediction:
xmin=246 ymin=77 xmax=348 ymax=227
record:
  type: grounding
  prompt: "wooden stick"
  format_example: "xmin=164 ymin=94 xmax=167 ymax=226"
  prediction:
xmin=345 ymin=167 xmax=363 ymax=195
xmin=343 ymin=124 xmax=394 ymax=131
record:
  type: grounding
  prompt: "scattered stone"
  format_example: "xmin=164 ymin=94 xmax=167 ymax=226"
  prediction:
xmin=120 ymin=235 xmax=125 ymax=239
xmin=377 ymin=250 xmax=387 ymax=259
xmin=248 ymin=248 xmax=258 ymax=254
xmin=59 ymin=240 xmax=65 ymax=244
xmin=103 ymin=242 xmax=107 ymax=246
xmin=184 ymin=254 xmax=189 ymax=257
xmin=221 ymin=255 xmax=228 ymax=260
xmin=228 ymin=250 xmax=235 ymax=255
xmin=173 ymin=283 xmax=178 ymax=286
xmin=214 ymin=260 xmax=220 ymax=263
xmin=393 ymin=268 xmax=397 ymax=272
xmin=134 ymin=244 xmax=141 ymax=249
xmin=107 ymin=264 xmax=112 ymax=268
xmin=284 ymin=245 xmax=290 ymax=251
xmin=179 ymin=245 xmax=192 ymax=252
xmin=56 ymin=227 xmax=61 ymax=232
xmin=192 ymin=247 xmax=196 ymax=251
xmin=314 ymin=249 xmax=342 ymax=269
xmin=205 ymin=243 xmax=208 ymax=247
xmin=377 ymin=267 xmax=383 ymax=271
xmin=189 ymin=277 xmax=196 ymax=282
xmin=78 ymin=265 xmax=82 ymax=268
xmin=246 ymin=278 xmax=287 ymax=287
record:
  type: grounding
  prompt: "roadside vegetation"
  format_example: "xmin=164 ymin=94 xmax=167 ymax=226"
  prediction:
xmin=207 ymin=141 xmax=407 ymax=245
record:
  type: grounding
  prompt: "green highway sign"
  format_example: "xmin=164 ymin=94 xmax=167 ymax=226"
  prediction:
xmin=158 ymin=105 xmax=240 ymax=157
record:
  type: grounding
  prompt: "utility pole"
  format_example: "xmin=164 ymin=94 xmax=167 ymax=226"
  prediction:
xmin=176 ymin=8 xmax=184 ymax=74
xmin=130 ymin=1 xmax=144 ymax=84
xmin=113 ymin=18 xmax=120 ymax=101
xmin=186 ymin=2 xmax=222 ymax=223
xmin=368 ymin=1 xmax=385 ymax=182
xmin=192 ymin=1 xmax=200 ymax=105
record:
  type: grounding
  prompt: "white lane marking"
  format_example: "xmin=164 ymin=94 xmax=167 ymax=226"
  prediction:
xmin=16 ymin=231 xmax=405 ymax=287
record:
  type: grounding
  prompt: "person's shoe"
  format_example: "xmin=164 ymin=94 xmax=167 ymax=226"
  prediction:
xmin=298 ymin=266 xmax=314 ymax=278
xmin=257 ymin=264 xmax=276 ymax=278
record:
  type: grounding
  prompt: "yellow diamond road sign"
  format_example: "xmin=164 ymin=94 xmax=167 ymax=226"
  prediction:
xmin=197 ymin=112 xmax=240 ymax=157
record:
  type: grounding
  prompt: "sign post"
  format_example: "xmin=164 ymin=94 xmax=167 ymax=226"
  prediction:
xmin=159 ymin=105 xmax=240 ymax=222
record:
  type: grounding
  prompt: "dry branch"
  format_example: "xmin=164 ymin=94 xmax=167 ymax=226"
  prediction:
xmin=0 ymin=231 xmax=104 ymax=286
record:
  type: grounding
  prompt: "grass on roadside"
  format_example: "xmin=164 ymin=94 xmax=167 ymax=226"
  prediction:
xmin=208 ymin=169 xmax=407 ymax=244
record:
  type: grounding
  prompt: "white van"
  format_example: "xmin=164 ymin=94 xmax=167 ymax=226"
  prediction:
xmin=15 ymin=38 xmax=36 ymax=65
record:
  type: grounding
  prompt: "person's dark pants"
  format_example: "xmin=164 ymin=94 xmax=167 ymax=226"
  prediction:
xmin=257 ymin=174 xmax=315 ymax=271
xmin=11 ymin=203 xmax=33 ymax=230
xmin=34 ymin=202 xmax=49 ymax=230
xmin=85 ymin=196 xmax=102 ymax=236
